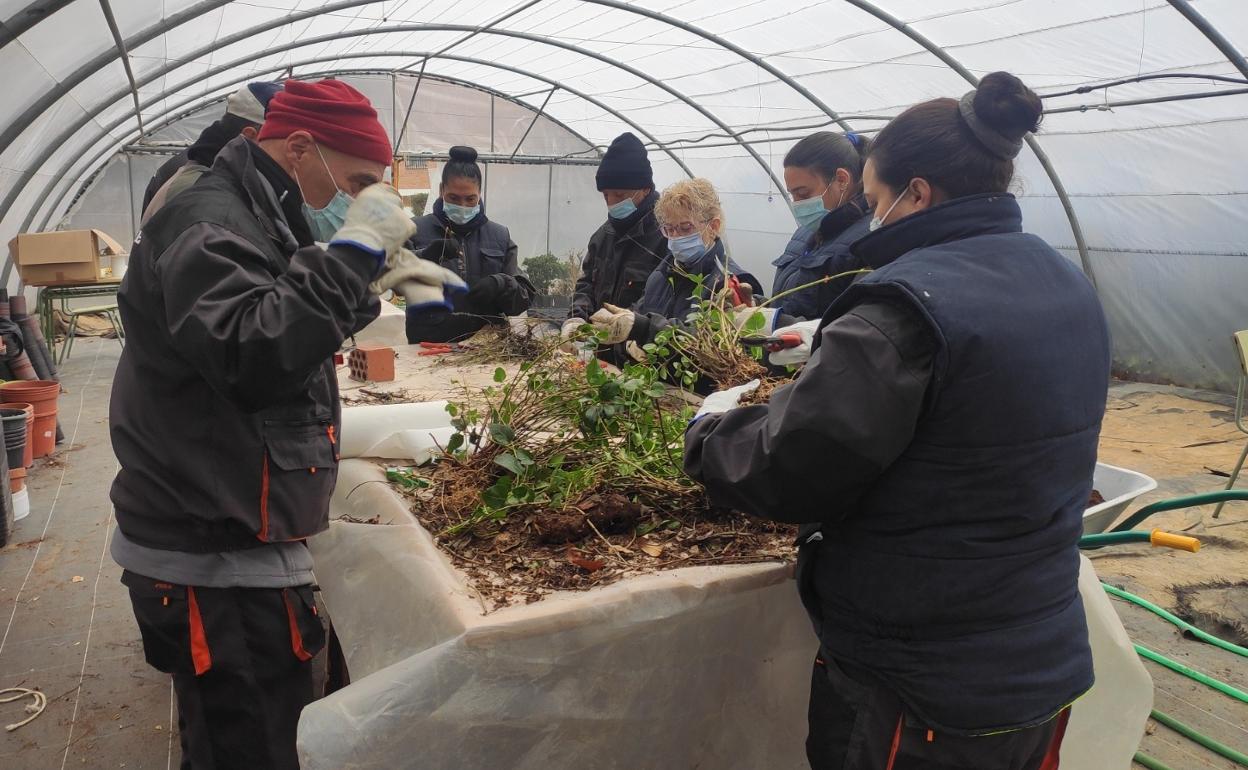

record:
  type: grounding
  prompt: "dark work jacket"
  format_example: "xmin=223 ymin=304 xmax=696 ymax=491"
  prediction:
xmin=571 ymin=191 xmax=667 ymax=320
xmin=627 ymin=239 xmax=760 ymax=346
xmin=111 ymin=137 xmax=381 ymax=553
xmin=142 ymin=150 xmax=189 ymax=213
xmin=687 ymin=194 xmax=1108 ymax=733
xmin=405 ymin=200 xmax=531 ymax=342
xmin=407 ymin=199 xmax=530 ymax=314
xmin=770 ymin=197 xmax=872 ymax=320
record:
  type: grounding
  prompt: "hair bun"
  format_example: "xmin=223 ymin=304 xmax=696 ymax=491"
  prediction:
xmin=972 ymin=72 xmax=1042 ymax=141
xmin=448 ymin=145 xmax=479 ymax=163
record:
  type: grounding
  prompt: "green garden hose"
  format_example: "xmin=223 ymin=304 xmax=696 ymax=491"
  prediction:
xmin=1079 ymin=529 xmax=1199 ymax=551
xmin=1103 ymin=583 xmax=1248 ymax=658
xmin=1134 ymin=643 xmax=1248 ymax=703
xmin=1133 ymin=751 xmax=1173 ymax=770
xmin=1111 ymin=489 xmax=1248 ymax=532
xmin=1085 ymin=526 xmax=1248 ymax=766
xmin=1150 ymin=709 xmax=1248 ymax=766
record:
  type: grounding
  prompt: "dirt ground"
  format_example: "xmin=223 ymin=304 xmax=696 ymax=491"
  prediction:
xmin=1092 ymin=383 xmax=1248 ymax=639
xmin=1090 ymin=383 xmax=1247 ymax=770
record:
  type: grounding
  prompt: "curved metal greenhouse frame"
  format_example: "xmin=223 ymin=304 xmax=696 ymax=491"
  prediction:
xmin=1 ymin=0 xmax=1245 ymax=298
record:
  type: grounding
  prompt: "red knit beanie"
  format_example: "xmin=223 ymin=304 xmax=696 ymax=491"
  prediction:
xmin=258 ymin=79 xmax=393 ymax=166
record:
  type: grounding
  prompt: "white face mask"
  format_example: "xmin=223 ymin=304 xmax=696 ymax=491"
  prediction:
xmin=869 ymin=190 xmax=907 ymax=232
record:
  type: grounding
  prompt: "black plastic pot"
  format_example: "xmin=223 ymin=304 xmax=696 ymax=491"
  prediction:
xmin=0 ymin=408 xmax=26 ymax=471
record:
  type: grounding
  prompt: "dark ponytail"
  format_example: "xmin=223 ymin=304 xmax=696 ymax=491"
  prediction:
xmin=783 ymin=131 xmax=870 ymax=185
xmin=442 ymin=145 xmax=482 ymax=188
xmin=868 ymin=71 xmax=1042 ymax=199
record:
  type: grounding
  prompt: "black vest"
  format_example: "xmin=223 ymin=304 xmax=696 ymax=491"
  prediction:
xmin=815 ymin=194 xmax=1109 ymax=733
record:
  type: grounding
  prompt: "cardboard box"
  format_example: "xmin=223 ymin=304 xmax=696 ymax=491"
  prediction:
xmin=7 ymin=229 xmax=127 ymax=286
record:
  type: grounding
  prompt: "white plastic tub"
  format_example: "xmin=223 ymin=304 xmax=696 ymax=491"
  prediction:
xmin=1083 ymin=462 xmax=1158 ymax=534
xmin=12 ymin=487 xmax=29 ymax=521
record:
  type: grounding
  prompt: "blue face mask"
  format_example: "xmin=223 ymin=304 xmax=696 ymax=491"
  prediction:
xmin=790 ymin=196 xmax=828 ymax=230
xmin=791 ymin=181 xmax=848 ymax=230
xmin=443 ymin=201 xmax=481 ymax=225
xmin=668 ymin=232 xmax=708 ymax=265
xmin=298 ymin=145 xmax=353 ymax=242
xmin=608 ymin=197 xmax=638 ymax=220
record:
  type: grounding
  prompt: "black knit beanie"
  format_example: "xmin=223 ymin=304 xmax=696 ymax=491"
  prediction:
xmin=595 ymin=132 xmax=654 ymax=191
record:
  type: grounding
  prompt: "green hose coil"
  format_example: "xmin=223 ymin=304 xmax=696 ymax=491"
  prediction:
xmin=1134 ymin=643 xmax=1248 ymax=703
xmin=1133 ymin=751 xmax=1173 ymax=770
xmin=1150 ymin=709 xmax=1248 ymax=766
xmin=1103 ymin=583 xmax=1248 ymax=658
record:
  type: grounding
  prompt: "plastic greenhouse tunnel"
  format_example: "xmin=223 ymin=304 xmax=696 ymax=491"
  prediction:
xmin=0 ymin=2 xmax=1246 ymax=770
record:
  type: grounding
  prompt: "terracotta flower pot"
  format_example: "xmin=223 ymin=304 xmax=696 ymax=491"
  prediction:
xmin=0 ymin=381 xmax=60 ymax=459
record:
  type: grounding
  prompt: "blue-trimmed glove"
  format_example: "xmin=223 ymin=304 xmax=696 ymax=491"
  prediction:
xmin=370 ymin=249 xmax=468 ymax=309
xmin=330 ymin=185 xmax=417 ymax=268
xmin=693 ymin=379 xmax=760 ymax=421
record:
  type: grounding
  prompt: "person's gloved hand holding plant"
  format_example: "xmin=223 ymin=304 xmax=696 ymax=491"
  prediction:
xmin=588 ymin=303 xmax=636 ymax=344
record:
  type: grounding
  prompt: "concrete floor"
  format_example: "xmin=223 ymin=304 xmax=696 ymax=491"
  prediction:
xmin=0 ymin=337 xmax=174 ymax=769
xmin=0 ymin=338 xmax=1245 ymax=769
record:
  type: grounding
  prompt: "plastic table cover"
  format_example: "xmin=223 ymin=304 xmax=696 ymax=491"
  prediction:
xmin=301 ymin=345 xmax=1151 ymax=768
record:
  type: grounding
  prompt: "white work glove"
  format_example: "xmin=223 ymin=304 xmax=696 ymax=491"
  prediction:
xmin=370 ymin=249 xmax=468 ymax=309
xmin=329 ymin=185 xmax=417 ymax=262
xmin=559 ymin=317 xmax=587 ymax=354
xmin=768 ymin=320 xmax=821 ymax=367
xmin=589 ymin=303 xmax=636 ymax=344
xmin=693 ymin=379 xmax=760 ymax=421
xmin=731 ymin=306 xmax=779 ymax=333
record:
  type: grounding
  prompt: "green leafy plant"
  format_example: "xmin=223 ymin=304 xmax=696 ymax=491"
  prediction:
xmin=426 ymin=335 xmax=699 ymax=536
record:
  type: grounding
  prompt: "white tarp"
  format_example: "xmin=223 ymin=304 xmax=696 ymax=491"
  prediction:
xmin=300 ymin=382 xmax=1151 ymax=769
xmin=301 ymin=460 xmax=813 ymax=770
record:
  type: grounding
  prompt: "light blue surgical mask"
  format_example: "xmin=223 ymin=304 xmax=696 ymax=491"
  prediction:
xmin=791 ymin=182 xmax=847 ymax=230
xmin=869 ymin=192 xmax=905 ymax=233
xmin=298 ymin=144 xmax=353 ymax=242
xmin=608 ymin=197 xmax=638 ymax=220
xmin=668 ymin=232 xmax=708 ymax=265
xmin=444 ymin=201 xmax=481 ymax=225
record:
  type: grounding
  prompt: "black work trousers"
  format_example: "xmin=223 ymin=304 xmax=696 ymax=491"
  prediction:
xmin=122 ymin=571 xmax=326 ymax=770
xmin=806 ymin=655 xmax=1070 ymax=770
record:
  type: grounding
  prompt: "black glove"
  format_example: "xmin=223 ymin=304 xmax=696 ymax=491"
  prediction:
xmin=405 ymin=306 xmax=488 ymax=344
xmin=420 ymin=238 xmax=462 ymax=264
xmin=466 ymin=273 xmax=534 ymax=317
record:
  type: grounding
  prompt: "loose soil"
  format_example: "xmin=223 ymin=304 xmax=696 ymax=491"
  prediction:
xmin=391 ymin=477 xmax=795 ymax=611
xmin=739 ymin=376 xmax=787 ymax=406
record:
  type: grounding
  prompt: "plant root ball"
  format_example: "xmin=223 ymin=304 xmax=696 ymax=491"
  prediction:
xmin=532 ymin=493 xmax=645 ymax=544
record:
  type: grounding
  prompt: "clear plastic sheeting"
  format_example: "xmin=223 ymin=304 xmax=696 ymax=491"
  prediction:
xmin=301 ymin=452 xmax=1150 ymax=770
xmin=0 ymin=0 xmax=1244 ymax=389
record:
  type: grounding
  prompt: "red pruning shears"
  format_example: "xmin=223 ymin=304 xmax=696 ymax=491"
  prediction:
xmin=416 ymin=341 xmax=460 ymax=356
xmin=740 ymin=333 xmax=803 ymax=353
xmin=725 ymin=275 xmax=753 ymax=306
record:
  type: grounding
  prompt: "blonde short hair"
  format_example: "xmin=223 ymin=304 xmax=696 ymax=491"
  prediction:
xmin=655 ymin=178 xmax=724 ymax=233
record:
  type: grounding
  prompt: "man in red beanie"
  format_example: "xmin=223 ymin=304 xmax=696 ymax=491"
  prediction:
xmin=110 ymin=79 xmax=412 ymax=770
